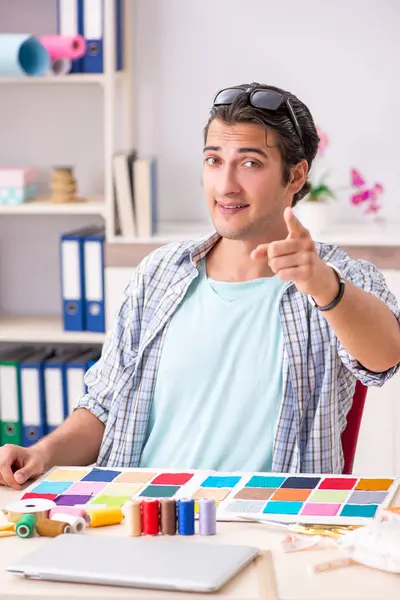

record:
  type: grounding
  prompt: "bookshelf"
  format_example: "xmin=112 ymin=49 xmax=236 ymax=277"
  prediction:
xmin=0 ymin=73 xmax=123 ymax=86
xmin=0 ymin=196 xmax=105 ymax=216
xmin=0 ymin=316 xmax=105 ymax=344
xmin=0 ymin=0 xmax=134 ymax=345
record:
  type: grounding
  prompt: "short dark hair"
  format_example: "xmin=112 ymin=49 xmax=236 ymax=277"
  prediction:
xmin=204 ymin=83 xmax=319 ymax=205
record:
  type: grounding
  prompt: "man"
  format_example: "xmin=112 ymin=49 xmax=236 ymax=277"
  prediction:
xmin=1 ymin=83 xmax=400 ymax=489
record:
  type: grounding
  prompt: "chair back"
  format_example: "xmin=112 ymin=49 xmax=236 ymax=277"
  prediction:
xmin=341 ymin=381 xmax=368 ymax=474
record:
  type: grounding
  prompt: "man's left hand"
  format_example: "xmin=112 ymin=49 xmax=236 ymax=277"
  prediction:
xmin=251 ymin=207 xmax=339 ymax=300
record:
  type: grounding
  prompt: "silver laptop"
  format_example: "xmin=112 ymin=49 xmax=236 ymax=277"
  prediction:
xmin=7 ymin=534 xmax=260 ymax=593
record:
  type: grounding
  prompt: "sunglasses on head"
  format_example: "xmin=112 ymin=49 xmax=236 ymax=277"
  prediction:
xmin=213 ymin=86 xmax=303 ymax=145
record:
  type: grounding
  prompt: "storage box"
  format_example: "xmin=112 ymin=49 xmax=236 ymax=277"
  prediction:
xmin=0 ymin=167 xmax=38 ymax=204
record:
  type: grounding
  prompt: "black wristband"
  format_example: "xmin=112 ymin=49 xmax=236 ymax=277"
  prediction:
xmin=313 ymin=272 xmax=345 ymax=312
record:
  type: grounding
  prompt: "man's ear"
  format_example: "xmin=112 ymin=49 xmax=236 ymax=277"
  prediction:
xmin=289 ymin=160 xmax=308 ymax=195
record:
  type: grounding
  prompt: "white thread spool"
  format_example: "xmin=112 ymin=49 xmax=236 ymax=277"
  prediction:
xmin=50 ymin=513 xmax=86 ymax=534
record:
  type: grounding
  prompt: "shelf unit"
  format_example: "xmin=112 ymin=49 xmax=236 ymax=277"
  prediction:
xmin=0 ymin=73 xmax=124 ymax=86
xmin=0 ymin=316 xmax=105 ymax=344
xmin=0 ymin=0 xmax=134 ymax=345
xmin=0 ymin=196 xmax=105 ymax=216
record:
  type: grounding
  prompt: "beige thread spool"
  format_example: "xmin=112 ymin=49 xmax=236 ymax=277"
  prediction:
xmin=124 ymin=500 xmax=142 ymax=536
xmin=50 ymin=513 xmax=86 ymax=534
xmin=36 ymin=518 xmax=71 ymax=537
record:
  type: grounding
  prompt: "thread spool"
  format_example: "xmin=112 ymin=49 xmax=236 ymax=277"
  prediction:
xmin=51 ymin=513 xmax=86 ymax=534
xmin=124 ymin=500 xmax=142 ymax=536
xmin=142 ymin=499 xmax=159 ymax=535
xmin=87 ymin=507 xmax=123 ymax=528
xmin=4 ymin=498 xmax=55 ymax=523
xmin=199 ymin=499 xmax=217 ymax=535
xmin=49 ymin=506 xmax=90 ymax=524
xmin=36 ymin=518 xmax=70 ymax=537
xmin=160 ymin=499 xmax=177 ymax=535
xmin=177 ymin=499 xmax=195 ymax=535
xmin=15 ymin=514 xmax=37 ymax=539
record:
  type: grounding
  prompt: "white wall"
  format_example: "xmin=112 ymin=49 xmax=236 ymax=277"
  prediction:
xmin=133 ymin=0 xmax=400 ymax=223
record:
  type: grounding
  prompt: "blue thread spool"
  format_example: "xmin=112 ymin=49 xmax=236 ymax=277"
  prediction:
xmin=177 ymin=499 xmax=195 ymax=535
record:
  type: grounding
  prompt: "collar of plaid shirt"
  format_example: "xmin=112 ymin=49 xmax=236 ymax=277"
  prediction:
xmin=80 ymin=232 xmax=399 ymax=474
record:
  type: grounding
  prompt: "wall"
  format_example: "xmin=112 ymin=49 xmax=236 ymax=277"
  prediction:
xmin=133 ymin=0 xmax=400 ymax=223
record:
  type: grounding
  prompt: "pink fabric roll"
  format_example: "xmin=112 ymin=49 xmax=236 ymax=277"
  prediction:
xmin=39 ymin=35 xmax=86 ymax=60
xmin=49 ymin=505 xmax=90 ymax=523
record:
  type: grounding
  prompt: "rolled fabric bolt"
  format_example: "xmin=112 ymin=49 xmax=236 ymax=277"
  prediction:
xmin=160 ymin=499 xmax=177 ymax=535
xmin=177 ymin=499 xmax=195 ymax=536
xmin=36 ymin=518 xmax=70 ymax=537
xmin=39 ymin=35 xmax=86 ymax=60
xmin=87 ymin=507 xmax=123 ymax=528
xmin=199 ymin=499 xmax=217 ymax=535
xmin=49 ymin=506 xmax=90 ymax=524
xmin=124 ymin=500 xmax=142 ymax=536
xmin=0 ymin=34 xmax=50 ymax=76
xmin=16 ymin=514 xmax=37 ymax=539
xmin=48 ymin=58 xmax=71 ymax=75
xmin=142 ymin=499 xmax=159 ymax=535
xmin=51 ymin=513 xmax=86 ymax=534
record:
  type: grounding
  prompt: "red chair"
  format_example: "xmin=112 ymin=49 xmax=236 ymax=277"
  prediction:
xmin=341 ymin=381 xmax=368 ymax=474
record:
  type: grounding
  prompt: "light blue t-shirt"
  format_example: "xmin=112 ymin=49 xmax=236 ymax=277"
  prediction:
xmin=139 ymin=259 xmax=286 ymax=472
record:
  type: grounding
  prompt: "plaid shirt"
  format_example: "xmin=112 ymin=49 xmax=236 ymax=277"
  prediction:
xmin=76 ymin=233 xmax=400 ymax=473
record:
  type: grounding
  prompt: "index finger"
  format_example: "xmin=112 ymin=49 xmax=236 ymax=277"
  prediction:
xmin=0 ymin=463 xmax=21 ymax=489
xmin=284 ymin=207 xmax=310 ymax=239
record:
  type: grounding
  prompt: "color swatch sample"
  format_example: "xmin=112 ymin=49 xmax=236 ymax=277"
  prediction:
xmin=22 ymin=468 xmax=200 ymax=510
xmin=20 ymin=467 xmax=399 ymax=526
xmin=218 ymin=473 xmax=399 ymax=525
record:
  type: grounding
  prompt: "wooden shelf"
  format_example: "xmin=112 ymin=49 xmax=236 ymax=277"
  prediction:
xmin=0 ymin=316 xmax=105 ymax=344
xmin=0 ymin=197 xmax=105 ymax=216
xmin=108 ymin=221 xmax=214 ymax=245
xmin=0 ymin=73 xmax=124 ymax=86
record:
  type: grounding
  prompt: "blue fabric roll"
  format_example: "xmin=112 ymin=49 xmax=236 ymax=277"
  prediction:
xmin=0 ymin=34 xmax=50 ymax=76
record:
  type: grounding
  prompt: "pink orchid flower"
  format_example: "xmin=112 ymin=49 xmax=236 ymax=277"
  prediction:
xmin=350 ymin=170 xmax=384 ymax=214
xmin=316 ymin=127 xmax=329 ymax=155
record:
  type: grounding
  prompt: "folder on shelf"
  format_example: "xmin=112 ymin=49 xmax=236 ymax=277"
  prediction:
xmin=60 ymin=226 xmax=101 ymax=332
xmin=43 ymin=347 xmax=84 ymax=432
xmin=65 ymin=349 xmax=101 ymax=416
xmin=20 ymin=349 xmax=54 ymax=447
xmin=83 ymin=229 xmax=106 ymax=333
xmin=133 ymin=157 xmax=158 ymax=237
xmin=57 ymin=0 xmax=84 ymax=73
xmin=113 ymin=150 xmax=137 ymax=237
xmin=82 ymin=0 xmax=123 ymax=73
xmin=0 ymin=347 xmax=33 ymax=447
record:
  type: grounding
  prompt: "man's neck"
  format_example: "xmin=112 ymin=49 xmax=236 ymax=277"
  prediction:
xmin=205 ymin=234 xmax=281 ymax=282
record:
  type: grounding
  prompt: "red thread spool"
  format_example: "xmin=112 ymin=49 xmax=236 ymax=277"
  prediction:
xmin=141 ymin=499 xmax=159 ymax=535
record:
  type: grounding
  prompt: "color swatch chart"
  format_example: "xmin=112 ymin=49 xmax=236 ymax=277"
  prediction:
xmin=220 ymin=473 xmax=399 ymax=525
xmin=20 ymin=467 xmax=233 ymax=514
xmin=20 ymin=467 xmax=399 ymax=526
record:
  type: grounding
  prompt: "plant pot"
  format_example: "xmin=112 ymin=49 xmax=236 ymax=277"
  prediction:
xmin=293 ymin=201 xmax=333 ymax=237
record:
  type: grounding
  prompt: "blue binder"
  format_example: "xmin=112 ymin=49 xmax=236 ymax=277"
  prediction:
xmin=83 ymin=229 xmax=105 ymax=333
xmin=20 ymin=349 xmax=54 ymax=447
xmin=43 ymin=347 xmax=84 ymax=432
xmin=57 ymin=0 xmax=84 ymax=74
xmin=60 ymin=226 xmax=103 ymax=332
xmin=65 ymin=349 xmax=101 ymax=416
xmin=82 ymin=0 xmax=123 ymax=73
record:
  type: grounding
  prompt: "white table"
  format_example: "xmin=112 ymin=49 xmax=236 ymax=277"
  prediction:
xmin=1 ymin=486 xmax=400 ymax=600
